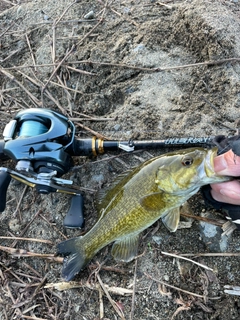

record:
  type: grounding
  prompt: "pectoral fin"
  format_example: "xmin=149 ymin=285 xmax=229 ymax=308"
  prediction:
xmin=140 ymin=192 xmax=165 ymax=211
xmin=111 ymin=234 xmax=139 ymax=262
xmin=161 ymin=207 xmax=180 ymax=232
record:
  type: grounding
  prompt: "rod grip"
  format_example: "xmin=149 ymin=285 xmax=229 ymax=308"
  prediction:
xmin=0 ymin=171 xmax=11 ymax=212
xmin=63 ymin=194 xmax=85 ymax=228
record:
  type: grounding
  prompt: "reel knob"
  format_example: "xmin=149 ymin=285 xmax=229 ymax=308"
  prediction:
xmin=63 ymin=194 xmax=85 ymax=229
xmin=0 ymin=171 xmax=11 ymax=212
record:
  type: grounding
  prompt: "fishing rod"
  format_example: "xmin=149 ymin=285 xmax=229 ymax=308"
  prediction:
xmin=0 ymin=108 xmax=229 ymax=228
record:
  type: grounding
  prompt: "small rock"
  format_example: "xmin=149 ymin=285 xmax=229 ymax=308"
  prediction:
xmin=152 ymin=235 xmax=163 ymax=245
xmin=84 ymin=11 xmax=95 ymax=19
xmin=163 ymin=274 xmax=169 ymax=281
xmin=91 ymin=174 xmax=104 ymax=184
xmin=43 ymin=14 xmax=50 ymax=21
xmin=9 ymin=218 xmax=21 ymax=232
xmin=113 ymin=124 xmax=122 ymax=131
xmin=199 ymin=212 xmax=232 ymax=252
xmin=133 ymin=44 xmax=145 ymax=52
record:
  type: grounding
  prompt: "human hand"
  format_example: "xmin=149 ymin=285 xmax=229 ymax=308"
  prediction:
xmin=211 ymin=149 xmax=240 ymax=205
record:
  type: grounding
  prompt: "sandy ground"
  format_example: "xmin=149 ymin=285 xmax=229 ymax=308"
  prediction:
xmin=1 ymin=0 xmax=240 ymax=319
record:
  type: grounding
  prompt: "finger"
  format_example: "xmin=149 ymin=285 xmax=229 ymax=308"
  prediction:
xmin=214 ymin=150 xmax=240 ymax=176
xmin=211 ymin=180 xmax=240 ymax=204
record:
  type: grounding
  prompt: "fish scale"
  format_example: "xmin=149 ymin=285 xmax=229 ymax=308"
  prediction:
xmin=57 ymin=147 xmax=230 ymax=281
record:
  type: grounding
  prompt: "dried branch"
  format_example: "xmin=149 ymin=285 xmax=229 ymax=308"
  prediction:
xmin=42 ymin=18 xmax=104 ymax=91
xmin=0 ymin=245 xmax=63 ymax=263
xmin=180 ymin=212 xmax=224 ymax=227
xmin=161 ymin=251 xmax=214 ymax=271
xmin=130 ymin=259 xmax=138 ymax=320
xmin=96 ymin=273 xmax=126 ymax=320
xmin=0 ymin=236 xmax=53 ymax=244
xmin=0 ymin=67 xmax=42 ymax=107
xmin=25 ymin=33 xmax=36 ymax=71
xmin=144 ymin=272 xmax=221 ymax=300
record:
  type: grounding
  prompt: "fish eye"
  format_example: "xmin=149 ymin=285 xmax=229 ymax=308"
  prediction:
xmin=181 ymin=156 xmax=193 ymax=167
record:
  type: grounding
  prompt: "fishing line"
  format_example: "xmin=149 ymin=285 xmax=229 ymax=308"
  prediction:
xmin=18 ymin=120 xmax=48 ymax=138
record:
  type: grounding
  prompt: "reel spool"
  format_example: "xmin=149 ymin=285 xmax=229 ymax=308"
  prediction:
xmin=18 ymin=120 xmax=48 ymax=137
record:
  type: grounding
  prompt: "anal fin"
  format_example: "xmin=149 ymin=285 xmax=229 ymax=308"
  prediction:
xmin=111 ymin=234 xmax=139 ymax=262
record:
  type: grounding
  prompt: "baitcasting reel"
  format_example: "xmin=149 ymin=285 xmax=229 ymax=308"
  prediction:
xmin=0 ymin=108 xmax=84 ymax=228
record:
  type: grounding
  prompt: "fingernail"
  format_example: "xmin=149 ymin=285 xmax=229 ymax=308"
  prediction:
xmin=213 ymin=155 xmax=227 ymax=173
xmin=219 ymin=189 xmax=227 ymax=196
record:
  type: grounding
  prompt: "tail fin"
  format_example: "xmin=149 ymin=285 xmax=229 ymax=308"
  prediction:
xmin=57 ymin=237 xmax=87 ymax=281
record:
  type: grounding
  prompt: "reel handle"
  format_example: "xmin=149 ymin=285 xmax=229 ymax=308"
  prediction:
xmin=63 ymin=194 xmax=85 ymax=228
xmin=0 ymin=140 xmax=9 ymax=161
xmin=0 ymin=171 xmax=11 ymax=212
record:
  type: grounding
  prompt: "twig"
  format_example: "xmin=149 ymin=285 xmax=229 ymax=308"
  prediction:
xmin=49 ymin=80 xmax=84 ymax=94
xmin=51 ymin=25 xmax=56 ymax=63
xmin=69 ymin=57 xmax=240 ymax=72
xmin=161 ymin=251 xmax=213 ymax=271
xmin=97 ymin=283 xmax=104 ymax=319
xmin=13 ymin=184 xmax=28 ymax=219
xmin=0 ymin=236 xmax=53 ymax=244
xmin=70 ymin=116 xmax=114 ymax=121
xmin=0 ymin=67 xmax=41 ymax=107
xmin=157 ymin=2 xmax=172 ymax=9
xmin=130 ymin=259 xmax=138 ymax=320
xmin=31 ymin=19 xmax=98 ymax=25
xmin=89 ymin=263 xmax=127 ymax=274
xmin=75 ymin=122 xmax=111 ymax=140
xmin=45 ymin=280 xmax=133 ymax=295
xmin=22 ymin=261 xmax=42 ymax=278
xmin=73 ymin=75 xmax=80 ymax=101
xmin=0 ymin=48 xmax=22 ymax=63
xmin=20 ymin=316 xmax=47 ymax=320
xmin=5 ymin=283 xmax=23 ymax=318
xmin=66 ymin=65 xmax=97 ymax=76
xmin=25 ymin=33 xmax=36 ymax=71
xmin=2 ymin=0 xmax=16 ymax=5
xmin=180 ymin=252 xmax=240 ymax=257
xmin=54 ymin=0 xmax=77 ymax=28
xmin=17 ymin=69 xmax=66 ymax=114
xmin=180 ymin=212 xmax=224 ymax=227
xmin=0 ymin=21 xmax=14 ymax=38
xmin=98 ymin=0 xmax=139 ymax=27
xmin=45 ymin=89 xmax=66 ymax=114
xmin=0 ymin=245 xmax=63 ymax=263
xmin=199 ymin=96 xmax=218 ymax=112
xmin=5 ymin=57 xmax=240 ymax=72
xmin=50 ymin=1 xmax=76 ymax=77
xmin=11 ymin=210 xmax=42 ymax=248
xmin=144 ymin=273 xmax=221 ymax=300
xmin=42 ymin=18 xmax=104 ymax=91
xmin=39 ymin=213 xmax=68 ymax=240
xmin=28 ymin=274 xmax=48 ymax=304
xmin=96 ymin=273 xmax=126 ymax=320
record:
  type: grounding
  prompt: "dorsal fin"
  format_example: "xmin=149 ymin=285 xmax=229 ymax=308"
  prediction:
xmin=95 ymin=169 xmax=134 ymax=215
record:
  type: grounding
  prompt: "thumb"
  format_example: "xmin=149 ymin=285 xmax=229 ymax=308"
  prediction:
xmin=214 ymin=150 xmax=240 ymax=176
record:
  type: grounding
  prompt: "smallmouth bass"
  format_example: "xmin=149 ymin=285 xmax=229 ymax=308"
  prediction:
xmin=57 ymin=147 xmax=230 ymax=281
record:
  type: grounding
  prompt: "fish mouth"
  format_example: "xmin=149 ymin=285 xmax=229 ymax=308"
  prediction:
xmin=204 ymin=147 xmax=231 ymax=183
xmin=204 ymin=147 xmax=218 ymax=177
